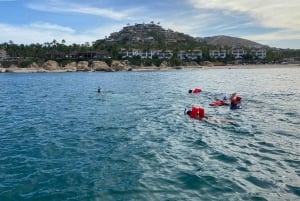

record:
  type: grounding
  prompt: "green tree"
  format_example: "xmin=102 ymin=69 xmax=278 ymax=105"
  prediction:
xmin=169 ymin=49 xmax=181 ymax=66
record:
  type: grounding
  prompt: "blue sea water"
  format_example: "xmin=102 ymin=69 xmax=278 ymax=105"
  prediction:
xmin=0 ymin=66 xmax=300 ymax=201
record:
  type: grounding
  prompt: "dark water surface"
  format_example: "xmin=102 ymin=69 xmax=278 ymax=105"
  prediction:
xmin=1 ymin=66 xmax=300 ymax=200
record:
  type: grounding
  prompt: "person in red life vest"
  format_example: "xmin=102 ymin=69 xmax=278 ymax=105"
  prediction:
xmin=185 ymin=107 xmax=237 ymax=125
xmin=185 ymin=106 xmax=205 ymax=119
xmin=229 ymin=92 xmax=242 ymax=109
xmin=188 ymin=88 xmax=202 ymax=94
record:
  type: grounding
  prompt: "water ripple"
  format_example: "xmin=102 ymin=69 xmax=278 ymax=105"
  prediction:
xmin=1 ymin=68 xmax=300 ymax=200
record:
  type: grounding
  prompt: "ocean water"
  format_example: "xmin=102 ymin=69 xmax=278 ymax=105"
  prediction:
xmin=0 ymin=66 xmax=299 ymax=201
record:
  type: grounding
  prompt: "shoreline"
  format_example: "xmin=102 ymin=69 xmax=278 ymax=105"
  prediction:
xmin=0 ymin=64 xmax=299 ymax=73
xmin=130 ymin=64 xmax=300 ymax=71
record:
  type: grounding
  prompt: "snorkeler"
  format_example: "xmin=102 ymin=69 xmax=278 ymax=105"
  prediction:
xmin=188 ymin=88 xmax=202 ymax=94
xmin=210 ymin=96 xmax=230 ymax=106
xmin=97 ymin=87 xmax=102 ymax=93
xmin=185 ymin=107 xmax=237 ymax=125
xmin=229 ymin=92 xmax=242 ymax=109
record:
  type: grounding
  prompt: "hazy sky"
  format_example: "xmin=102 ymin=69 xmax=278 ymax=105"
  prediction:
xmin=0 ymin=0 xmax=299 ymax=49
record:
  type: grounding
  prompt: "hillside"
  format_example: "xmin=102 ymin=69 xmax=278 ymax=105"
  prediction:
xmin=203 ymin=35 xmax=265 ymax=48
xmin=95 ymin=23 xmax=265 ymax=49
xmin=95 ymin=23 xmax=201 ymax=49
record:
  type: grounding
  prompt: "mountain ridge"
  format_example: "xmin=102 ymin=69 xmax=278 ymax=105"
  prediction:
xmin=202 ymin=35 xmax=265 ymax=48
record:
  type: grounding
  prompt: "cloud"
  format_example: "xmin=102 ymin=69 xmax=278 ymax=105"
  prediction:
xmin=187 ymin=0 xmax=300 ymax=33
xmin=186 ymin=0 xmax=300 ymax=48
xmin=0 ymin=22 xmax=102 ymax=45
xmin=27 ymin=1 xmax=133 ymax=20
xmin=1 ymin=0 xmax=299 ymax=48
xmin=29 ymin=22 xmax=75 ymax=33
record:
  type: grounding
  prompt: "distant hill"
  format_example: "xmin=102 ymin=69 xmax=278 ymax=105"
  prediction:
xmin=203 ymin=35 xmax=265 ymax=48
xmin=95 ymin=23 xmax=266 ymax=49
xmin=95 ymin=23 xmax=199 ymax=49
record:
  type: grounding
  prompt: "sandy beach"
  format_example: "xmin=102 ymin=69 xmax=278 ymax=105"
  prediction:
xmin=0 ymin=64 xmax=299 ymax=73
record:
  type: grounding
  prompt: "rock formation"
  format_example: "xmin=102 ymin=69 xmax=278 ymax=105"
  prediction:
xmin=160 ymin=61 xmax=169 ymax=68
xmin=111 ymin=60 xmax=128 ymax=71
xmin=42 ymin=60 xmax=60 ymax=71
xmin=76 ymin=61 xmax=90 ymax=71
xmin=64 ymin=62 xmax=77 ymax=72
xmin=92 ymin=61 xmax=111 ymax=72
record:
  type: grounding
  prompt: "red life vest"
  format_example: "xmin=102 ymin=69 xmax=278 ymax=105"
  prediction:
xmin=190 ymin=106 xmax=205 ymax=119
xmin=231 ymin=96 xmax=242 ymax=104
xmin=193 ymin=88 xmax=202 ymax=93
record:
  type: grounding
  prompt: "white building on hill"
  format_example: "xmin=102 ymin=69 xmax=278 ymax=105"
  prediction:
xmin=209 ymin=50 xmax=226 ymax=59
xmin=255 ymin=49 xmax=267 ymax=59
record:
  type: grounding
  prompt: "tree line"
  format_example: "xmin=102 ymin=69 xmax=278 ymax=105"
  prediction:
xmin=1 ymin=39 xmax=299 ymax=68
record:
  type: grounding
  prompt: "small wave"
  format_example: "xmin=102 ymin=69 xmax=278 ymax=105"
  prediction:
xmin=211 ymin=152 xmax=238 ymax=164
xmin=245 ymin=176 xmax=276 ymax=189
xmin=286 ymin=184 xmax=300 ymax=197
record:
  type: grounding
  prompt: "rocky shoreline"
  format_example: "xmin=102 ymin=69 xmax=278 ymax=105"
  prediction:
xmin=0 ymin=60 xmax=129 ymax=73
xmin=0 ymin=60 xmax=299 ymax=73
xmin=0 ymin=60 xmax=213 ymax=73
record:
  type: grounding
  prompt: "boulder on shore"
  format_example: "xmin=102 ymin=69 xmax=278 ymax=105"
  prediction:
xmin=64 ymin=62 xmax=77 ymax=72
xmin=5 ymin=64 xmax=19 ymax=72
xmin=93 ymin=61 xmax=112 ymax=72
xmin=28 ymin=62 xmax=40 ymax=68
xmin=111 ymin=60 xmax=127 ymax=71
xmin=42 ymin=60 xmax=60 ymax=71
xmin=203 ymin=61 xmax=214 ymax=67
xmin=160 ymin=61 xmax=168 ymax=68
xmin=76 ymin=61 xmax=91 ymax=71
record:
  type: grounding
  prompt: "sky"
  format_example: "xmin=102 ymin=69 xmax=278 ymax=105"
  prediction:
xmin=0 ymin=0 xmax=299 ymax=49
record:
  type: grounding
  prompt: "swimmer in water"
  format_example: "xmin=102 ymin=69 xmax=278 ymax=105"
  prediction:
xmin=229 ymin=92 xmax=242 ymax=109
xmin=185 ymin=109 xmax=237 ymax=125
xmin=214 ymin=96 xmax=230 ymax=106
xmin=97 ymin=87 xmax=102 ymax=93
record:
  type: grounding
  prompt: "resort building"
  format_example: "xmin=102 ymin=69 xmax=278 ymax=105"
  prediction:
xmin=121 ymin=49 xmax=173 ymax=59
xmin=178 ymin=50 xmax=202 ymax=60
xmin=120 ymin=48 xmax=266 ymax=61
xmin=209 ymin=50 xmax=226 ymax=59
xmin=232 ymin=49 xmax=247 ymax=59
xmin=255 ymin=49 xmax=267 ymax=59
xmin=153 ymin=50 xmax=173 ymax=59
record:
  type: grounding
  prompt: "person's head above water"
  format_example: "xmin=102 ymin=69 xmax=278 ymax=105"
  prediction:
xmin=186 ymin=110 xmax=192 ymax=115
xmin=230 ymin=92 xmax=237 ymax=100
xmin=188 ymin=89 xmax=193 ymax=93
